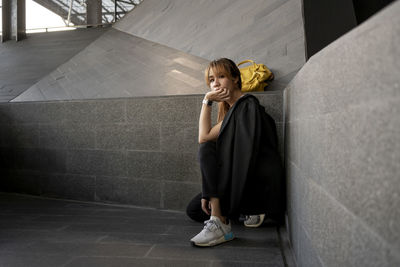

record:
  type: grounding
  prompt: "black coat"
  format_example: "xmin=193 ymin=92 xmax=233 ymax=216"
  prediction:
xmin=216 ymin=94 xmax=284 ymax=221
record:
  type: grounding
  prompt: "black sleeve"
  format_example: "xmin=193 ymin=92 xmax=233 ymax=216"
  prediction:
xmin=229 ymin=99 xmax=262 ymax=212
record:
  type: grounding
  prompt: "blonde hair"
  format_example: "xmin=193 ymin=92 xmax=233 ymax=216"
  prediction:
xmin=204 ymin=58 xmax=242 ymax=123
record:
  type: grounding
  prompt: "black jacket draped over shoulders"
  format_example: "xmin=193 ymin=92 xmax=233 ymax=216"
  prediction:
xmin=216 ymin=94 xmax=284 ymax=222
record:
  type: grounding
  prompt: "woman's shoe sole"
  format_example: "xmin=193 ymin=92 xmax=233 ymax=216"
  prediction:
xmin=191 ymin=232 xmax=234 ymax=247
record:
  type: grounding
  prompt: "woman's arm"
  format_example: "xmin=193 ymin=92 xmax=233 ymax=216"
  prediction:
xmin=198 ymin=104 xmax=222 ymax=143
xmin=198 ymin=89 xmax=229 ymax=144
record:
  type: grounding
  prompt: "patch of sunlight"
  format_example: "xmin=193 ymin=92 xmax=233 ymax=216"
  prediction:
xmin=0 ymin=0 xmax=78 ymax=35
xmin=26 ymin=0 xmax=76 ymax=33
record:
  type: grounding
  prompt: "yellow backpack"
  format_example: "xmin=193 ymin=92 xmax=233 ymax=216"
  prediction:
xmin=238 ymin=60 xmax=274 ymax=92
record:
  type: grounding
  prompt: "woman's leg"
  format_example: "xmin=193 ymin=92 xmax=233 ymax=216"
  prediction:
xmin=209 ymin=197 xmax=227 ymax=224
xmin=186 ymin=193 xmax=209 ymax=222
xmin=191 ymin=142 xmax=233 ymax=246
xmin=197 ymin=141 xmax=227 ymax=224
xmin=198 ymin=141 xmax=219 ymax=199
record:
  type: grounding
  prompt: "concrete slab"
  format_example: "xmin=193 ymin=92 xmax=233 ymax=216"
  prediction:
xmin=12 ymin=29 xmax=209 ymax=102
xmin=0 ymin=193 xmax=286 ymax=267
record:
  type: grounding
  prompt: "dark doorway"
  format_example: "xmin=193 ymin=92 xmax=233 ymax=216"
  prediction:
xmin=303 ymin=0 xmax=395 ymax=59
xmin=352 ymin=0 xmax=395 ymax=24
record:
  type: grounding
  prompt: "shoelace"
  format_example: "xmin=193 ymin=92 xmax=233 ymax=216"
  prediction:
xmin=203 ymin=219 xmax=220 ymax=232
xmin=245 ymin=215 xmax=259 ymax=224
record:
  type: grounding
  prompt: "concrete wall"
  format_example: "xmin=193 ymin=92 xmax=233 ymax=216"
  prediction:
xmin=0 ymin=92 xmax=284 ymax=211
xmin=115 ymin=0 xmax=306 ymax=90
xmin=284 ymin=1 xmax=400 ymax=266
xmin=13 ymin=0 xmax=305 ymax=102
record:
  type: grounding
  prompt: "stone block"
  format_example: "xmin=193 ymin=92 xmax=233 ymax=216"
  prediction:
xmin=127 ymin=151 xmax=163 ymax=179
xmin=95 ymin=124 xmax=128 ymax=150
xmin=66 ymin=149 xmax=127 ymax=177
xmin=37 ymin=102 xmax=66 ymax=123
xmin=10 ymin=124 xmax=40 ymax=148
xmin=0 ymin=147 xmax=14 ymax=170
xmin=9 ymin=103 xmax=41 ymax=124
xmin=10 ymin=102 xmax=65 ymax=123
xmin=127 ymin=151 xmax=200 ymax=182
xmin=65 ymin=123 xmax=96 ymax=149
xmin=126 ymin=97 xmax=162 ymax=124
xmin=39 ymin=124 xmax=68 ymax=149
xmin=319 ymin=25 xmax=399 ymax=115
xmin=297 ymin=223 xmax=323 ymax=267
xmin=163 ymin=181 xmax=201 ymax=211
xmin=387 ymin=248 xmax=400 ymax=267
xmin=14 ymin=148 xmax=40 ymax=171
xmin=125 ymin=124 xmax=161 ymax=151
xmin=0 ymin=104 xmax=12 ymax=124
xmin=349 ymin=220 xmax=390 ymax=267
xmin=39 ymin=149 xmax=67 ymax=173
xmin=95 ymin=99 xmax=126 ymax=124
xmin=126 ymin=96 xmax=200 ymax=124
xmin=160 ymin=123 xmax=198 ymax=153
xmin=304 ymin=179 xmax=353 ymax=267
xmin=96 ymin=123 xmax=160 ymax=151
xmin=14 ymin=148 xmax=65 ymax=172
xmin=254 ymin=92 xmax=284 ymax=123
xmin=322 ymin=100 xmax=400 ymax=249
xmin=297 ymin=117 xmax=327 ymax=186
xmin=285 ymin=120 xmax=300 ymax=166
xmin=64 ymin=101 xmax=97 ymax=123
xmin=2 ymin=170 xmax=43 ymax=195
xmin=41 ymin=174 xmax=95 ymax=201
xmin=276 ymin=122 xmax=284 ymax=160
xmin=96 ymin=176 xmax=161 ymax=208
xmin=288 ymin=162 xmax=302 ymax=224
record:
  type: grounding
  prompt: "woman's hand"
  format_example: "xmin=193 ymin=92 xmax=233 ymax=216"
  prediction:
xmin=201 ymin=198 xmax=211 ymax=215
xmin=205 ymin=88 xmax=231 ymax=103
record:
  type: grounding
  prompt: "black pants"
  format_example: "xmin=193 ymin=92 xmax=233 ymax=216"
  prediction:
xmin=186 ymin=141 xmax=219 ymax=222
xmin=186 ymin=192 xmax=209 ymax=222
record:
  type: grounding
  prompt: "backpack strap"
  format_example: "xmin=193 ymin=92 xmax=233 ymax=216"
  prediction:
xmin=238 ymin=60 xmax=256 ymax=67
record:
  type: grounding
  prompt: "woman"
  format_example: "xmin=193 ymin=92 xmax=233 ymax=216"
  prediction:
xmin=189 ymin=58 xmax=284 ymax=247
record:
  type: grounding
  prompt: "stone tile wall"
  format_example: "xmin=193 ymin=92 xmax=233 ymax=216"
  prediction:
xmin=0 ymin=92 xmax=283 ymax=211
xmin=284 ymin=2 xmax=400 ymax=266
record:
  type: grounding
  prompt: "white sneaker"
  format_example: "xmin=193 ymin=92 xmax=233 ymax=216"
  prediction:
xmin=244 ymin=214 xmax=265 ymax=228
xmin=190 ymin=216 xmax=234 ymax=247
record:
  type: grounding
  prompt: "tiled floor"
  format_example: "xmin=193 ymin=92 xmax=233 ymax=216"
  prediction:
xmin=0 ymin=193 xmax=287 ymax=267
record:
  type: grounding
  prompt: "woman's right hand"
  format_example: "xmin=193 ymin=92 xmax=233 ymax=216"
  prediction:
xmin=205 ymin=88 xmax=230 ymax=103
xmin=201 ymin=198 xmax=211 ymax=215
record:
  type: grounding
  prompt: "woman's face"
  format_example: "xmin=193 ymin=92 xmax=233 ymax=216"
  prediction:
xmin=208 ymin=68 xmax=238 ymax=92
